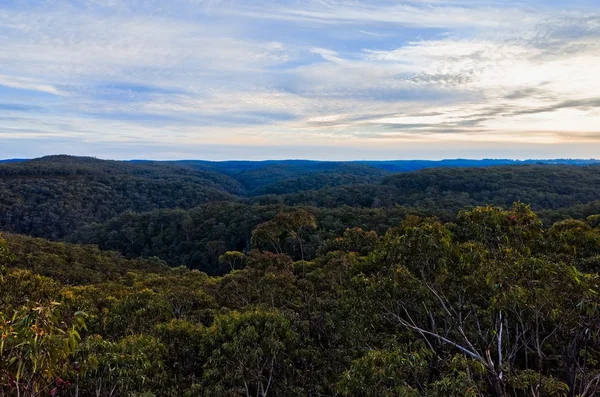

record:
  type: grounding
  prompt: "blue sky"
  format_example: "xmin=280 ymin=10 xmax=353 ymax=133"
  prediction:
xmin=1 ymin=0 xmax=600 ymax=160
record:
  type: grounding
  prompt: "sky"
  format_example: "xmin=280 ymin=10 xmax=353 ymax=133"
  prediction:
xmin=1 ymin=0 xmax=600 ymax=160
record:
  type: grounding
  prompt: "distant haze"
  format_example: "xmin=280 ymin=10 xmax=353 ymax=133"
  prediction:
xmin=1 ymin=0 xmax=600 ymax=159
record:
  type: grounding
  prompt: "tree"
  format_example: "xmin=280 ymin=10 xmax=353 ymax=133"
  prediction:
xmin=586 ymin=214 xmax=600 ymax=229
xmin=252 ymin=210 xmax=317 ymax=260
xmin=547 ymin=219 xmax=600 ymax=260
xmin=0 ymin=303 xmax=86 ymax=397
xmin=154 ymin=320 xmax=206 ymax=395
xmin=320 ymin=227 xmax=378 ymax=256
xmin=216 ymin=251 xmax=299 ymax=310
xmin=3 ymin=199 xmax=600 ymax=396
xmin=131 ymin=270 xmax=217 ymax=323
xmin=0 ymin=269 xmax=62 ymax=312
xmin=77 ymin=334 xmax=166 ymax=397
xmin=201 ymin=309 xmax=300 ymax=397
xmin=338 ymin=348 xmax=429 ymax=397
xmin=369 ymin=208 xmax=598 ymax=397
xmin=106 ymin=289 xmax=173 ymax=338
xmin=277 ymin=210 xmax=317 ymax=260
xmin=218 ymin=251 xmax=246 ymax=272
xmin=0 ymin=233 xmax=14 ymax=267
xmin=338 ymin=348 xmax=486 ymax=397
xmin=252 ymin=221 xmax=284 ymax=254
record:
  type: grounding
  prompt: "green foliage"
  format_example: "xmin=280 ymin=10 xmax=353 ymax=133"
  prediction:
xmin=1 ymin=205 xmax=599 ymax=396
xmin=0 ymin=156 xmax=240 ymax=239
xmin=0 ymin=269 xmax=62 ymax=311
xmin=154 ymin=320 xmax=206 ymax=395
xmin=69 ymin=202 xmax=284 ymax=274
xmin=4 ymin=157 xmax=600 ymax=397
xmin=219 ymin=251 xmax=246 ymax=271
xmin=262 ymin=165 xmax=600 ymax=218
xmin=0 ymin=234 xmax=14 ymax=267
xmin=131 ymin=270 xmax=217 ymax=323
xmin=0 ymin=303 xmax=86 ymax=397
xmin=338 ymin=348 xmax=431 ymax=396
xmin=2 ymin=233 xmax=169 ymax=285
xmin=252 ymin=209 xmax=317 ymax=260
xmin=216 ymin=251 xmax=298 ymax=310
xmin=319 ymin=227 xmax=378 ymax=256
xmin=456 ymin=202 xmax=543 ymax=252
xmin=587 ymin=214 xmax=600 ymax=228
xmin=7 ymin=159 xmax=600 ymax=276
xmin=201 ymin=308 xmax=300 ymax=397
xmin=378 ymin=216 xmax=453 ymax=278
xmin=508 ymin=370 xmax=570 ymax=397
xmin=106 ymin=289 xmax=173 ymax=338
xmin=77 ymin=334 xmax=166 ymax=396
xmin=547 ymin=219 xmax=600 ymax=259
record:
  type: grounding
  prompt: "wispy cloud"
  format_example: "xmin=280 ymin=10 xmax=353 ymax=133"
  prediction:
xmin=1 ymin=0 xmax=600 ymax=159
xmin=223 ymin=1 xmax=539 ymax=29
xmin=0 ymin=75 xmax=65 ymax=96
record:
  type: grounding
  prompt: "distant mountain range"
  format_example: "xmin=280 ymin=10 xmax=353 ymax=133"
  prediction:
xmin=4 ymin=157 xmax=599 ymax=169
xmin=3 ymin=155 xmax=600 ymax=272
xmin=163 ymin=158 xmax=600 ymax=174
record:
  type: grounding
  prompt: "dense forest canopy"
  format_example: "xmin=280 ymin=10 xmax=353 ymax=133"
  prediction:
xmin=2 ymin=204 xmax=600 ymax=396
xmin=2 ymin=156 xmax=600 ymax=274
xmin=0 ymin=156 xmax=241 ymax=239
xmin=1 ymin=155 xmax=600 ymax=396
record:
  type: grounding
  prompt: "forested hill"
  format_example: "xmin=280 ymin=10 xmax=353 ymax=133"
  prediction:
xmin=3 ymin=204 xmax=600 ymax=396
xmin=4 ymin=156 xmax=599 ymax=197
xmin=173 ymin=157 xmax=600 ymax=175
xmin=2 ymin=233 xmax=170 ymax=284
xmin=0 ymin=155 xmax=244 ymax=193
xmin=0 ymin=156 xmax=241 ymax=239
xmin=3 ymin=156 xmax=600 ymax=264
xmin=171 ymin=158 xmax=600 ymax=194
xmin=262 ymin=164 xmax=600 ymax=213
xmin=3 ymin=155 xmax=600 ymax=396
xmin=157 ymin=160 xmax=392 ymax=194
xmin=56 ymin=161 xmax=600 ymax=274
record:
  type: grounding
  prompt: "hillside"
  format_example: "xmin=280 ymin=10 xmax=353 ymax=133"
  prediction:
xmin=264 ymin=165 xmax=600 ymax=213
xmin=172 ymin=158 xmax=600 ymax=195
xmin=66 ymin=164 xmax=600 ymax=274
xmin=0 ymin=156 xmax=241 ymax=239
xmin=3 ymin=203 xmax=600 ymax=396
xmin=66 ymin=203 xmax=421 ymax=274
xmin=4 ymin=158 xmax=600 ymax=271
xmin=173 ymin=160 xmax=390 ymax=194
xmin=2 ymin=233 xmax=170 ymax=284
xmin=2 ymin=157 xmax=600 ymax=396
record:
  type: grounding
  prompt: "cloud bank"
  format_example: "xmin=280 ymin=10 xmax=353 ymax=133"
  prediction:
xmin=1 ymin=0 xmax=600 ymax=159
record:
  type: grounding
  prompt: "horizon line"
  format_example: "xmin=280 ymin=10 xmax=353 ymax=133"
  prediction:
xmin=1 ymin=155 xmax=599 ymax=163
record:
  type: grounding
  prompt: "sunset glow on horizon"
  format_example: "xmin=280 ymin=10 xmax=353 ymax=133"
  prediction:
xmin=1 ymin=0 xmax=600 ymax=160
